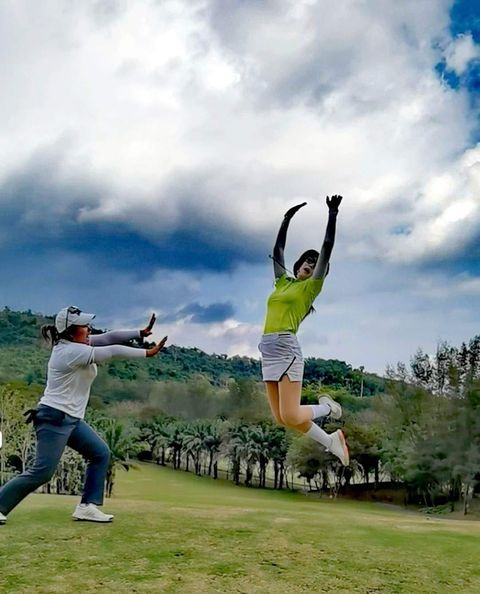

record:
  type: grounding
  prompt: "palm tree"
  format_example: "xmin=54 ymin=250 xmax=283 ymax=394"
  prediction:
xmin=223 ymin=423 xmax=242 ymax=485
xmin=249 ymin=423 xmax=282 ymax=488
xmin=268 ymin=425 xmax=289 ymax=489
xmin=141 ymin=416 xmax=174 ymax=465
xmin=203 ymin=420 xmax=225 ymax=479
xmin=164 ymin=421 xmax=186 ymax=470
xmin=100 ymin=418 xmax=141 ymax=497
xmin=183 ymin=422 xmax=207 ymax=475
xmin=225 ymin=424 xmax=259 ymax=487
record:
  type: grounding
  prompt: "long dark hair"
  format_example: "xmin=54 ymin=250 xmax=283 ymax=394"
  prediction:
xmin=41 ymin=325 xmax=75 ymax=346
xmin=293 ymin=249 xmax=319 ymax=276
xmin=293 ymin=249 xmax=321 ymax=319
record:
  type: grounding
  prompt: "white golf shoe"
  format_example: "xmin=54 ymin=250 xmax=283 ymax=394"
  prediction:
xmin=72 ymin=503 xmax=114 ymax=523
xmin=319 ymin=395 xmax=342 ymax=420
xmin=0 ymin=511 xmax=6 ymax=525
xmin=328 ymin=429 xmax=349 ymax=466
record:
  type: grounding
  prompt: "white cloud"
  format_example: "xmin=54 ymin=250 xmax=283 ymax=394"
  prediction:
xmin=444 ymin=33 xmax=480 ymax=75
xmin=382 ymin=145 xmax=480 ymax=263
xmin=1 ymin=0 xmax=477 ymax=265
xmin=2 ymin=0 xmax=480 ymax=373
xmin=150 ymin=318 xmax=263 ymax=358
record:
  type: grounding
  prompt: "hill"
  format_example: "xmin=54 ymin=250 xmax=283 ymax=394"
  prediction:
xmin=0 ymin=307 xmax=385 ymax=401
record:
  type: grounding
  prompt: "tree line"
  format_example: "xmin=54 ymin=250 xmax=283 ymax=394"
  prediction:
xmin=1 ymin=306 xmax=480 ymax=514
xmin=0 ymin=307 xmax=384 ymax=397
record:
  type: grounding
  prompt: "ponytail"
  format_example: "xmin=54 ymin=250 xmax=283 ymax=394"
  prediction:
xmin=41 ymin=324 xmax=59 ymax=346
xmin=303 ymin=305 xmax=315 ymax=320
xmin=41 ymin=324 xmax=74 ymax=346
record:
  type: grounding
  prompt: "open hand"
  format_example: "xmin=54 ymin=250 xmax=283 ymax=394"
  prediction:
xmin=140 ymin=313 xmax=156 ymax=338
xmin=146 ymin=336 xmax=168 ymax=357
xmin=326 ymin=195 xmax=342 ymax=211
xmin=284 ymin=202 xmax=307 ymax=220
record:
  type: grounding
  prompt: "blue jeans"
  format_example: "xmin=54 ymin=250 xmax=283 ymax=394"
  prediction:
xmin=0 ymin=405 xmax=110 ymax=516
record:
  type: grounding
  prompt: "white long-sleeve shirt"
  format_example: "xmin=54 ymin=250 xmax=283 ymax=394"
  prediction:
xmin=39 ymin=330 xmax=146 ymax=419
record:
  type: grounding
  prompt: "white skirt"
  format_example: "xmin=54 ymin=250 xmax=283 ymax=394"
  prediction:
xmin=258 ymin=332 xmax=304 ymax=382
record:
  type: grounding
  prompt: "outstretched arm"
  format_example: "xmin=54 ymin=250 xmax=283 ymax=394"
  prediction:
xmin=90 ymin=330 xmax=140 ymax=346
xmin=313 ymin=195 xmax=342 ymax=280
xmin=272 ymin=202 xmax=307 ymax=278
xmin=89 ymin=314 xmax=157 ymax=346
xmin=93 ymin=336 xmax=168 ymax=363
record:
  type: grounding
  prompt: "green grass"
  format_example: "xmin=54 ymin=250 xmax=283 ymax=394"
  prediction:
xmin=1 ymin=464 xmax=480 ymax=594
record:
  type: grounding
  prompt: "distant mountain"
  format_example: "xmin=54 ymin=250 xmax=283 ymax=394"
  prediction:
xmin=0 ymin=307 xmax=385 ymax=398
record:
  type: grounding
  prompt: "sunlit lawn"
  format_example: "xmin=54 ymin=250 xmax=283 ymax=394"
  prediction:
xmin=1 ymin=463 xmax=479 ymax=594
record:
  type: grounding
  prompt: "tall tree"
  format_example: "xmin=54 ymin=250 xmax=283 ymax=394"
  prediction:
xmin=94 ymin=418 xmax=141 ymax=497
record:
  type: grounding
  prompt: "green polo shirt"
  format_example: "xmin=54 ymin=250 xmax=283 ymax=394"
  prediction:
xmin=263 ymin=274 xmax=324 ymax=334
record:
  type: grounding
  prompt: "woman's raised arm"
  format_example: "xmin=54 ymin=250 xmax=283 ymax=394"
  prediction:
xmin=312 ymin=195 xmax=342 ymax=280
xmin=272 ymin=202 xmax=307 ymax=278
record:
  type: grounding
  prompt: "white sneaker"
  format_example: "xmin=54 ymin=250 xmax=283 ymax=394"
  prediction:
xmin=319 ymin=395 xmax=342 ymax=420
xmin=328 ymin=429 xmax=349 ymax=466
xmin=0 ymin=511 xmax=6 ymax=525
xmin=72 ymin=503 xmax=114 ymax=523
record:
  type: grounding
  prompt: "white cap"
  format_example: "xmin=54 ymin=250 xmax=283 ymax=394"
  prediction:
xmin=55 ymin=306 xmax=96 ymax=333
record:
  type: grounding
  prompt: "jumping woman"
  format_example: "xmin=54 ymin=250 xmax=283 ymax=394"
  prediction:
xmin=259 ymin=196 xmax=349 ymax=465
xmin=0 ymin=307 xmax=167 ymax=525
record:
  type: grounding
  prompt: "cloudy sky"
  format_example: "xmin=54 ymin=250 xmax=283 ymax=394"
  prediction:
xmin=1 ymin=0 xmax=479 ymax=374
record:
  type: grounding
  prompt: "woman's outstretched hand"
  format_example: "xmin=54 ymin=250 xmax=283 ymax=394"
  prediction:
xmin=284 ymin=202 xmax=307 ymax=220
xmin=146 ymin=336 xmax=168 ymax=357
xmin=326 ymin=195 xmax=342 ymax=212
xmin=140 ymin=313 xmax=156 ymax=338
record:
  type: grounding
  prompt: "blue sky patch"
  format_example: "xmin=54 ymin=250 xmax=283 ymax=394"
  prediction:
xmin=450 ymin=0 xmax=480 ymax=42
xmin=444 ymin=1 xmax=480 ymax=100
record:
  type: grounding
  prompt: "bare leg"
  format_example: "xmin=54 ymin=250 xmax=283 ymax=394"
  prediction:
xmin=278 ymin=375 xmax=333 ymax=449
xmin=264 ymin=381 xmax=284 ymax=425
xmin=277 ymin=375 xmax=313 ymax=431
xmin=274 ymin=376 xmax=348 ymax=464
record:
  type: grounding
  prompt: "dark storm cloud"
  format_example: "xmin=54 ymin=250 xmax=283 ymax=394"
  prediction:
xmin=0 ymin=145 xmax=104 ymax=242
xmin=0 ymin=149 xmax=268 ymax=277
xmin=418 ymin=231 xmax=480 ymax=277
xmin=160 ymin=301 xmax=235 ymax=324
